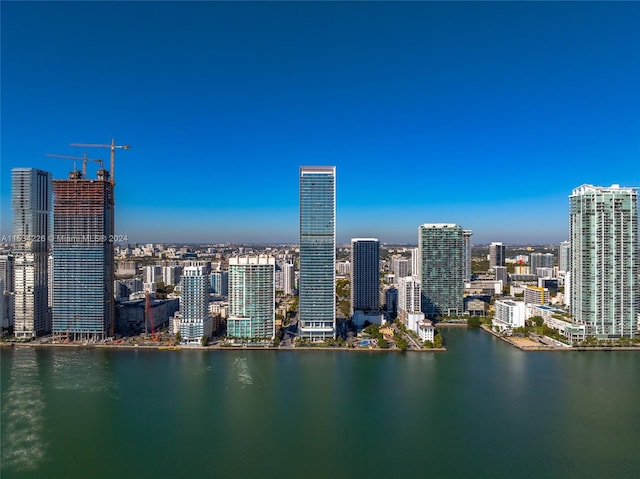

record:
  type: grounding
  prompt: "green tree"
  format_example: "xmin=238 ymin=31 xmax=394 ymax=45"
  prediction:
xmin=175 ymin=331 xmax=182 ymax=344
xmin=467 ymin=317 xmax=481 ymax=328
xmin=394 ymin=332 xmax=408 ymax=351
xmin=531 ymin=315 xmax=544 ymax=327
xmin=200 ymin=335 xmax=209 ymax=347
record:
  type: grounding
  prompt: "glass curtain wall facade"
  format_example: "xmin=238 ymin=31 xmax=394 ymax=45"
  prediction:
xmin=299 ymin=166 xmax=336 ymax=340
xmin=350 ymin=238 xmax=380 ymax=314
xmin=180 ymin=266 xmax=212 ymax=343
xmin=12 ymin=168 xmax=51 ymax=337
xmin=227 ymin=255 xmax=275 ymax=339
xmin=419 ymin=224 xmax=464 ymax=317
xmin=570 ymin=184 xmax=638 ymax=339
xmin=52 ymin=170 xmax=113 ymax=340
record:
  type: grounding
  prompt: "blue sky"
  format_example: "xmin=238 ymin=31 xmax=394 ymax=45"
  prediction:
xmin=2 ymin=1 xmax=639 ymax=245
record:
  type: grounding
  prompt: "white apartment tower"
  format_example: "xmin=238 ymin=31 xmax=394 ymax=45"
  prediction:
xmin=397 ymin=275 xmax=421 ymax=325
xmin=227 ymin=255 xmax=275 ymax=340
xmin=570 ymin=184 xmax=638 ymax=339
xmin=179 ymin=266 xmax=212 ymax=343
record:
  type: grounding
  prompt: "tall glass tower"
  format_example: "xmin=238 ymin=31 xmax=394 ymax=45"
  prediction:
xmin=52 ymin=168 xmax=113 ymax=341
xmin=570 ymin=184 xmax=638 ymax=339
xmin=12 ymin=168 xmax=51 ymax=337
xmin=350 ymin=238 xmax=379 ymax=314
xmin=227 ymin=255 xmax=275 ymax=340
xmin=180 ymin=266 xmax=212 ymax=343
xmin=299 ymin=166 xmax=336 ymax=340
xmin=419 ymin=224 xmax=464 ymax=317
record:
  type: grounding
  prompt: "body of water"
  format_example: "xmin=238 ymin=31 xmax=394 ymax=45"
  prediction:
xmin=2 ymin=329 xmax=639 ymax=478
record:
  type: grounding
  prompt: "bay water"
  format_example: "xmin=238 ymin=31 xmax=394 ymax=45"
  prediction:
xmin=2 ymin=328 xmax=639 ymax=478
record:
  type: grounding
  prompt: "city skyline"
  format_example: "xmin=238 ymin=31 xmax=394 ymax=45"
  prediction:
xmin=2 ymin=2 xmax=639 ymax=244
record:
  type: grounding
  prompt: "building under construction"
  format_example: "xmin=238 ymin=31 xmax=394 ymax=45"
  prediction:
xmin=52 ymin=168 xmax=114 ymax=341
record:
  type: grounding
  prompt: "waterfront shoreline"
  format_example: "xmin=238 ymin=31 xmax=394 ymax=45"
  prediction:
xmin=0 ymin=341 xmax=445 ymax=353
xmin=480 ymin=325 xmax=640 ymax=352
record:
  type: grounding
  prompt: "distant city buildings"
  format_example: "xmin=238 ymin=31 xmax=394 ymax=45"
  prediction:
xmin=351 ymin=238 xmax=380 ymax=314
xmin=391 ymin=256 xmax=410 ymax=279
xmin=227 ymin=255 xmax=275 ymax=340
xmin=529 ymin=253 xmax=554 ymax=277
xmin=210 ymin=270 xmax=229 ymax=296
xmin=419 ymin=224 xmax=464 ymax=317
xmin=489 ymin=242 xmax=505 ymax=269
xmin=558 ymin=241 xmax=571 ymax=273
xmin=570 ymin=184 xmax=638 ymax=339
xmin=52 ymin=167 xmax=114 ymax=340
xmin=12 ymin=168 xmax=51 ymax=338
xmin=298 ymin=166 xmax=336 ymax=340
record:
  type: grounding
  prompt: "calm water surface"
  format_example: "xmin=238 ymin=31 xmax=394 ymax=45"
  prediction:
xmin=2 ymin=329 xmax=639 ymax=478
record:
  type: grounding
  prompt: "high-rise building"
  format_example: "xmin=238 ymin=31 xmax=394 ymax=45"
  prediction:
xmin=384 ymin=286 xmax=398 ymax=318
xmin=351 ymin=238 xmax=380 ymax=314
xmin=179 ymin=266 xmax=212 ymax=343
xmin=397 ymin=275 xmax=421 ymax=324
xmin=227 ymin=255 xmax=275 ymax=339
xmin=411 ymin=247 xmax=421 ymax=282
xmin=419 ymin=224 xmax=464 ymax=317
xmin=12 ymin=168 xmax=51 ymax=337
xmin=489 ymin=242 xmax=506 ymax=269
xmin=391 ymin=256 xmax=411 ymax=279
xmin=463 ymin=230 xmax=472 ymax=281
xmin=570 ymin=184 xmax=638 ymax=339
xmin=210 ymin=270 xmax=229 ymax=295
xmin=0 ymin=254 xmax=15 ymax=334
xmin=529 ymin=253 xmax=554 ymax=276
xmin=558 ymin=241 xmax=571 ymax=273
xmin=52 ymin=167 xmax=114 ymax=340
xmin=299 ymin=166 xmax=336 ymax=340
xmin=494 ymin=266 xmax=508 ymax=288
xmin=282 ymin=262 xmax=295 ymax=295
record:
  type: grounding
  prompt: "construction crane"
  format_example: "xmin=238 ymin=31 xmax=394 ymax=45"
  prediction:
xmin=145 ymin=290 xmax=159 ymax=342
xmin=69 ymin=138 xmax=131 ymax=186
xmin=45 ymin=153 xmax=104 ymax=178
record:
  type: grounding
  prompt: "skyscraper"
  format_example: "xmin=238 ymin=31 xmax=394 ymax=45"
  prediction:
xmin=52 ymin=167 xmax=114 ymax=340
xmin=351 ymin=238 xmax=380 ymax=314
xmin=489 ymin=242 xmax=506 ymax=269
xmin=12 ymin=168 xmax=51 ymax=338
xmin=180 ymin=266 xmax=212 ymax=343
xmin=0 ymin=254 xmax=15 ymax=335
xmin=463 ymin=230 xmax=472 ymax=281
xmin=419 ymin=224 xmax=464 ymax=317
xmin=570 ymin=184 xmax=638 ymax=339
xmin=227 ymin=255 xmax=275 ymax=339
xmin=299 ymin=166 xmax=336 ymax=340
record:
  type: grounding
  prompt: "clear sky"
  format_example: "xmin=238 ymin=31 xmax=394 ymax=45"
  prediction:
xmin=2 ymin=1 xmax=639 ymax=245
